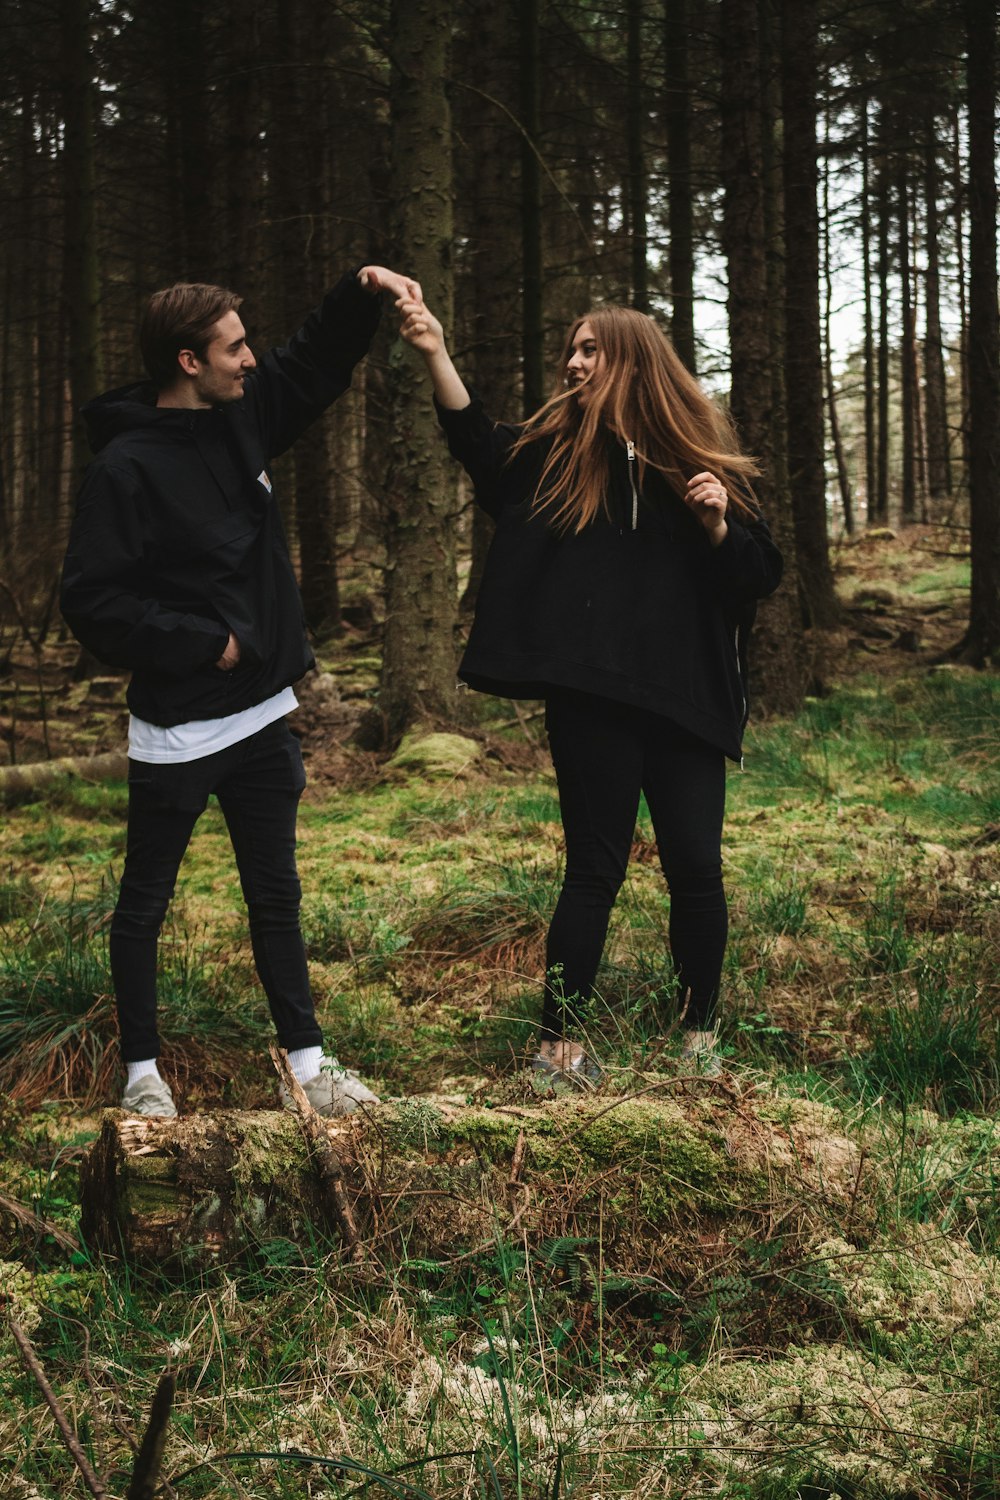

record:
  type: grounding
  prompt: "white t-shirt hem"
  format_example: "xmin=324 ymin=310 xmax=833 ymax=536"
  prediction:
xmin=128 ymin=687 xmax=299 ymax=764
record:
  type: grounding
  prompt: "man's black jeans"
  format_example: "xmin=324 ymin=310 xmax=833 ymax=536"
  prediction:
xmin=541 ymin=688 xmax=728 ymax=1041
xmin=110 ymin=718 xmax=323 ymax=1062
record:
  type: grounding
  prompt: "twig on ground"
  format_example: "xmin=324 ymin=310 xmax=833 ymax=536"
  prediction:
xmin=7 ymin=1312 xmax=110 ymax=1498
xmin=0 ymin=1188 xmax=81 ymax=1253
xmin=126 ymin=1371 xmax=176 ymax=1500
xmin=268 ymin=1045 xmax=362 ymax=1258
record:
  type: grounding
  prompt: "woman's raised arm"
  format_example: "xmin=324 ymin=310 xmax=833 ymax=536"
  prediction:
xmin=398 ymin=296 xmax=471 ymax=411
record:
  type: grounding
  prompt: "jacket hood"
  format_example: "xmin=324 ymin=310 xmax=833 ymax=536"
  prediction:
xmin=82 ymin=381 xmax=197 ymax=454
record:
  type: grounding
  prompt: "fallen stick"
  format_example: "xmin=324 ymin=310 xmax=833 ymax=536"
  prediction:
xmin=126 ymin=1371 xmax=176 ymax=1500
xmin=268 ymin=1046 xmax=362 ymax=1258
xmin=0 ymin=1189 xmax=81 ymax=1253
xmin=7 ymin=1314 xmax=109 ymax=1498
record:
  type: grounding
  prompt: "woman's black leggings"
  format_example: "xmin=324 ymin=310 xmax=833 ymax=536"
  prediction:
xmin=541 ymin=688 xmax=728 ymax=1040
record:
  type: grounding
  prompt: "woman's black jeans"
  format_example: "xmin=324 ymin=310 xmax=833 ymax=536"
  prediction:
xmin=541 ymin=688 xmax=728 ymax=1041
xmin=109 ymin=719 xmax=323 ymax=1062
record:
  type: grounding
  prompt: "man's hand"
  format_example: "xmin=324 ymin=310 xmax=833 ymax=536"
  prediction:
xmin=215 ymin=631 xmax=241 ymax=671
xmin=358 ymin=266 xmax=422 ymax=305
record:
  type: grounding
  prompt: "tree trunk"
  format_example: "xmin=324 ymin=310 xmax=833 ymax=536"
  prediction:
xmin=0 ymin=750 xmax=128 ymax=806
xmin=720 ymin=0 xmax=805 ymax=715
xmin=874 ymin=112 xmax=892 ymax=525
xmin=860 ymin=92 xmax=877 ymax=526
xmin=823 ymin=102 xmax=852 ymax=534
xmin=380 ymin=0 xmax=460 ymax=736
xmin=781 ymin=0 xmax=838 ymax=624
xmin=456 ymin=0 xmax=520 ymax=614
xmin=922 ymin=116 xmax=951 ymax=507
xmin=959 ymin=0 xmax=1000 ymax=663
xmin=626 ymin=0 xmax=649 ymax=311
xmin=165 ymin=0 xmax=211 ymax=278
xmin=898 ymin=168 xmax=918 ymax=523
xmin=951 ymin=105 xmax=971 ymax=485
xmin=519 ymin=0 xmax=545 ymax=417
xmin=59 ymin=0 xmax=104 ymax=488
xmin=78 ymin=1093 xmax=869 ymax=1268
xmin=664 ymin=0 xmax=696 ymax=371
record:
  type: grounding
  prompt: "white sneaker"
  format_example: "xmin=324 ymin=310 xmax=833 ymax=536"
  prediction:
xmin=281 ymin=1059 xmax=379 ymax=1117
xmin=680 ymin=1029 xmax=722 ymax=1078
xmin=532 ymin=1040 xmax=603 ymax=1086
xmin=121 ymin=1074 xmax=177 ymax=1118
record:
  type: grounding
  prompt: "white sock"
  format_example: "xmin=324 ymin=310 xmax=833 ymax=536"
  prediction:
xmin=287 ymin=1045 xmax=324 ymax=1084
xmin=126 ymin=1059 xmax=161 ymax=1087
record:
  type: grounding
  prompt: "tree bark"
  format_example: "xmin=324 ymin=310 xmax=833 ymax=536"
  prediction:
xmin=781 ymin=0 xmax=838 ymax=624
xmin=380 ymin=0 xmax=460 ymax=736
xmin=720 ymin=0 xmax=805 ymax=715
xmin=626 ymin=0 xmax=649 ymax=311
xmin=898 ymin=168 xmax=918 ymax=523
xmin=922 ymin=115 xmax=951 ymax=508
xmin=664 ymin=0 xmax=696 ymax=370
xmin=519 ymin=0 xmax=545 ymax=416
xmin=59 ymin=0 xmax=104 ymax=488
xmin=860 ymin=92 xmax=877 ymax=527
xmin=456 ymin=0 xmax=520 ymax=613
xmin=823 ymin=102 xmax=852 ymax=534
xmin=874 ymin=109 xmax=892 ymax=526
xmin=959 ymin=0 xmax=1000 ymax=663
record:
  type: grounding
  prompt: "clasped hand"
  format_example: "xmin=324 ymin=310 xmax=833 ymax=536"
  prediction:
xmin=684 ymin=472 xmax=729 ymax=543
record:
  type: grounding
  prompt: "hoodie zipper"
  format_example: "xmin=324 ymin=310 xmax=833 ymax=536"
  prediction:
xmin=625 ymin=441 xmax=638 ymax=531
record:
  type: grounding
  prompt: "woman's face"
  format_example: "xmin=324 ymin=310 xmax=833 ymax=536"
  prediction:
xmin=566 ymin=321 xmax=601 ymax=403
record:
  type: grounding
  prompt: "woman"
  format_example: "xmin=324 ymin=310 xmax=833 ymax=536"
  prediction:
xmin=399 ymin=297 xmax=783 ymax=1080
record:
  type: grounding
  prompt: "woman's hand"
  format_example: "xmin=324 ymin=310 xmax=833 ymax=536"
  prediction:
xmin=684 ymin=472 xmax=729 ymax=547
xmin=358 ymin=266 xmax=422 ymax=304
xmin=398 ymin=296 xmax=446 ymax=357
xmin=396 ymin=294 xmax=470 ymax=410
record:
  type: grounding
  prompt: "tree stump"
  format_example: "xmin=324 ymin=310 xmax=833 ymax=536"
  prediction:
xmin=79 ymin=1111 xmax=336 ymax=1262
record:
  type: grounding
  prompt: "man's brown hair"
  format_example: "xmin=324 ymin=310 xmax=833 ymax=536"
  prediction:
xmin=139 ymin=283 xmax=243 ymax=389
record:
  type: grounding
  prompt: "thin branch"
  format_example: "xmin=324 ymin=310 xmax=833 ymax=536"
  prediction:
xmin=268 ymin=1046 xmax=362 ymax=1257
xmin=126 ymin=1372 xmax=176 ymax=1500
xmin=0 ymin=1189 xmax=80 ymax=1253
xmin=7 ymin=1313 xmax=109 ymax=1498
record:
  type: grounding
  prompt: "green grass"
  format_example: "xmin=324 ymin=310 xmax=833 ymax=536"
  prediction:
xmin=0 ymin=667 xmax=999 ymax=1497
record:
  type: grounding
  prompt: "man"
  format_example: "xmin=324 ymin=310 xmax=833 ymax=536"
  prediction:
xmin=61 ymin=264 xmax=416 ymax=1118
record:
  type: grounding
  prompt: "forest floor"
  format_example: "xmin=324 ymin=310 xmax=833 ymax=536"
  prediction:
xmin=2 ymin=523 xmax=1000 ymax=1499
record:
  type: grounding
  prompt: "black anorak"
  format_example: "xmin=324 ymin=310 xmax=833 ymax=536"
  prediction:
xmin=61 ymin=271 xmax=380 ymax=727
xmin=438 ymin=391 xmax=784 ymax=762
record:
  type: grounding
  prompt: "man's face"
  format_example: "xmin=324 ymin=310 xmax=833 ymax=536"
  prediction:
xmin=188 ymin=311 xmax=257 ymax=405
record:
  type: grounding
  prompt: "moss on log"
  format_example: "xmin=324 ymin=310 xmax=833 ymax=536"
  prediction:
xmin=79 ymin=1090 xmax=872 ymax=1269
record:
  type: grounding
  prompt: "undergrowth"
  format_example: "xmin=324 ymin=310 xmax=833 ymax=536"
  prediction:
xmin=0 ymin=659 xmax=998 ymax=1497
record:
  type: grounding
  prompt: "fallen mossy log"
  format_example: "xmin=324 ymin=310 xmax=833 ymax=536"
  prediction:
xmin=79 ymin=1090 xmax=872 ymax=1268
xmin=0 ymin=750 xmax=128 ymax=805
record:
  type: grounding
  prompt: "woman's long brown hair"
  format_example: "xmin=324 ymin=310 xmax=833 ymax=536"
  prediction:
xmin=511 ymin=306 xmax=760 ymax=533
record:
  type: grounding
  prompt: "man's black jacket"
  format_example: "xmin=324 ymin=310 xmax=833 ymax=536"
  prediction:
xmin=437 ymin=392 xmax=784 ymax=762
xmin=61 ymin=271 xmax=380 ymax=727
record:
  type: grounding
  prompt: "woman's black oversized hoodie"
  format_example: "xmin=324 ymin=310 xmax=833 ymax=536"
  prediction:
xmin=438 ymin=392 xmax=784 ymax=762
xmin=61 ymin=272 xmax=379 ymax=727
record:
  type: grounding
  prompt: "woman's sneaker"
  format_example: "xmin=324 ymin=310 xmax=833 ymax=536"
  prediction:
xmin=121 ymin=1075 xmax=178 ymax=1118
xmin=680 ymin=1029 xmax=722 ymax=1078
xmin=532 ymin=1040 xmax=603 ymax=1087
xmin=281 ymin=1059 xmax=380 ymax=1117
